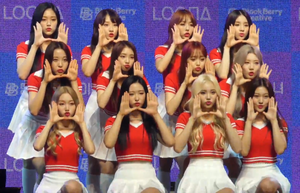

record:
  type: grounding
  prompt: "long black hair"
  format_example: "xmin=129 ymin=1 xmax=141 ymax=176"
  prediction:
xmin=90 ymin=9 xmax=122 ymax=73
xmin=117 ymin=76 xmax=160 ymax=150
xmin=28 ymin=2 xmax=61 ymax=76
xmin=41 ymin=41 xmax=72 ymax=114
xmin=218 ymin=10 xmax=252 ymax=78
xmin=244 ymin=78 xmax=287 ymax=140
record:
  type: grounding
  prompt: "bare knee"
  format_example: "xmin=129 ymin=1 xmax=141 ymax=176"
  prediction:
xmin=256 ymin=177 xmax=281 ymax=193
xmin=217 ymin=188 xmax=234 ymax=193
xmin=141 ymin=187 xmax=161 ymax=193
xmin=61 ymin=180 xmax=82 ymax=193
xmin=99 ymin=160 xmax=117 ymax=174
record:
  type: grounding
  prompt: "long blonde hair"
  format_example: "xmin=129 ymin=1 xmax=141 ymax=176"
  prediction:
xmin=46 ymin=86 xmax=83 ymax=157
xmin=187 ymin=74 xmax=227 ymax=153
xmin=231 ymin=44 xmax=263 ymax=119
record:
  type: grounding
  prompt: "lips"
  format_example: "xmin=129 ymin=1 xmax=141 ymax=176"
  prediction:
xmin=57 ymin=69 xmax=64 ymax=73
xmin=65 ymin=112 xmax=70 ymax=117
xmin=258 ymin=105 xmax=264 ymax=109
xmin=249 ymin=72 xmax=254 ymax=76
xmin=46 ymin=28 xmax=52 ymax=32
xmin=124 ymin=65 xmax=130 ymax=69
xmin=240 ymin=33 xmax=245 ymax=37
xmin=135 ymin=103 xmax=140 ymax=107
xmin=195 ymin=67 xmax=201 ymax=71
xmin=109 ymin=33 xmax=114 ymax=37
xmin=184 ymin=33 xmax=190 ymax=37
xmin=206 ymin=101 xmax=212 ymax=105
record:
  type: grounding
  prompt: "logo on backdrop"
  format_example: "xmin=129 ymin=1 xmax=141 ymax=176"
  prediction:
xmin=3 ymin=5 xmax=64 ymax=20
xmin=153 ymin=6 xmax=211 ymax=21
xmin=5 ymin=82 xmax=93 ymax=96
xmin=80 ymin=7 xmax=137 ymax=21
xmin=227 ymin=8 xmax=283 ymax=22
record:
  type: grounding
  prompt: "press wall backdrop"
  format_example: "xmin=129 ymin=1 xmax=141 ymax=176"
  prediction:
xmin=0 ymin=0 xmax=298 ymax=192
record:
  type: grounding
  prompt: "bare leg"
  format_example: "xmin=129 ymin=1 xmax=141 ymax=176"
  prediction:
xmin=256 ymin=177 xmax=282 ymax=193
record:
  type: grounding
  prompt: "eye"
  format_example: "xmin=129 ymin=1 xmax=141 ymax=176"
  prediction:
xmin=58 ymin=103 xmax=64 ymax=106
xmin=104 ymin=24 xmax=108 ymax=27
xmin=41 ymin=18 xmax=46 ymax=21
xmin=129 ymin=93 xmax=134 ymax=96
xmin=211 ymin=91 xmax=216 ymax=94
xmin=52 ymin=19 xmax=56 ymax=21
xmin=53 ymin=59 xmax=58 ymax=62
xmin=234 ymin=23 xmax=239 ymax=26
xmin=200 ymin=91 xmax=206 ymax=95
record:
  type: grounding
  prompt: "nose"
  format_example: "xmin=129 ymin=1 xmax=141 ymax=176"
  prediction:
xmin=135 ymin=93 xmax=139 ymax=101
xmin=109 ymin=24 xmax=113 ymax=31
xmin=58 ymin=60 xmax=63 ymax=67
xmin=258 ymin=97 xmax=263 ymax=104
xmin=249 ymin=62 xmax=254 ymax=69
xmin=65 ymin=104 xmax=69 ymax=111
xmin=125 ymin=57 xmax=130 ymax=64
xmin=206 ymin=93 xmax=211 ymax=100
xmin=185 ymin=24 xmax=190 ymax=31
xmin=240 ymin=25 xmax=244 ymax=31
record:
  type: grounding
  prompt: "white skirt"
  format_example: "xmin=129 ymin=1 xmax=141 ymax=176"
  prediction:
xmin=36 ymin=171 xmax=87 ymax=193
xmin=7 ymin=110 xmax=48 ymax=159
xmin=8 ymin=87 xmax=28 ymax=133
xmin=154 ymin=92 xmax=188 ymax=158
xmin=108 ymin=162 xmax=165 ymax=193
xmin=84 ymin=89 xmax=98 ymax=124
xmin=178 ymin=158 xmax=235 ymax=193
xmin=87 ymin=108 xmax=117 ymax=161
xmin=236 ymin=163 xmax=291 ymax=193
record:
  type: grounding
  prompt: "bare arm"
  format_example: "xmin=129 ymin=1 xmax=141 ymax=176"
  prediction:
xmin=155 ymin=43 xmax=176 ymax=73
xmin=271 ymin=119 xmax=287 ymax=155
xmin=17 ymin=45 xmax=39 ymax=80
xmin=33 ymin=120 xmax=53 ymax=151
xmin=223 ymin=116 xmax=242 ymax=153
xmin=152 ymin=113 xmax=174 ymax=147
xmin=81 ymin=46 xmax=102 ymax=77
xmin=215 ymin=46 xmax=230 ymax=79
xmin=79 ymin=122 xmax=95 ymax=154
xmin=104 ymin=114 xmax=123 ymax=149
xmin=28 ymin=81 xmax=48 ymax=116
xmin=241 ymin=120 xmax=252 ymax=156
xmin=226 ymin=84 xmax=238 ymax=115
xmin=174 ymin=117 xmax=194 ymax=153
xmin=166 ymin=83 xmax=186 ymax=115
xmin=97 ymin=79 xmax=117 ymax=108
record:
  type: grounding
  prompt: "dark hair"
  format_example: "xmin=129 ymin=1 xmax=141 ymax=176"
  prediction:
xmin=117 ymin=76 xmax=160 ymax=150
xmin=90 ymin=9 xmax=122 ymax=73
xmin=108 ymin=41 xmax=138 ymax=109
xmin=177 ymin=41 xmax=207 ymax=113
xmin=218 ymin=10 xmax=252 ymax=78
xmin=28 ymin=2 xmax=61 ymax=77
xmin=164 ymin=9 xmax=197 ymax=75
xmin=42 ymin=41 xmax=72 ymax=113
xmin=244 ymin=78 xmax=287 ymax=140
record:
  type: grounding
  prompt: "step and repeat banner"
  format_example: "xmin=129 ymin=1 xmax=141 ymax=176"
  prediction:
xmin=0 ymin=0 xmax=298 ymax=191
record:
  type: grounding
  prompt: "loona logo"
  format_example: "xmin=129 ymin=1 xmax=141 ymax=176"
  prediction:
xmin=3 ymin=5 xmax=64 ymax=20
xmin=153 ymin=6 xmax=211 ymax=21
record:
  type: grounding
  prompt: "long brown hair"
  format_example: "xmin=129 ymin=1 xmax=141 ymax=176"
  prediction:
xmin=164 ymin=9 xmax=197 ymax=74
xmin=46 ymin=86 xmax=83 ymax=157
xmin=187 ymin=74 xmax=227 ymax=153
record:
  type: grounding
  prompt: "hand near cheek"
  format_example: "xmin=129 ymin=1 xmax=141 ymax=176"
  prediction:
xmin=192 ymin=94 xmax=209 ymax=119
xmin=56 ymin=22 xmax=69 ymax=44
xmin=172 ymin=24 xmax=188 ymax=45
xmin=61 ymin=60 xmax=78 ymax=81
xmin=33 ymin=22 xmax=53 ymax=47
xmin=233 ymin=63 xmax=251 ymax=86
xmin=97 ymin=24 xmax=112 ymax=48
xmin=263 ymin=97 xmax=277 ymax=121
xmin=114 ymin=23 xmax=128 ymax=43
xmin=68 ymin=103 xmax=85 ymax=125
xmin=133 ymin=61 xmax=144 ymax=78
xmin=184 ymin=63 xmax=197 ymax=86
xmin=43 ymin=60 xmax=60 ymax=83
xmin=188 ymin=25 xmax=204 ymax=43
xmin=226 ymin=25 xmax=243 ymax=48
xmin=204 ymin=58 xmax=215 ymax=76
xmin=112 ymin=60 xmax=128 ymax=81
xmin=247 ymin=98 xmax=258 ymax=122
xmin=242 ymin=24 xmax=259 ymax=47
xmin=259 ymin=63 xmax=272 ymax=80
xmin=209 ymin=97 xmax=227 ymax=119
xmin=49 ymin=101 xmax=64 ymax=124
xmin=119 ymin=92 xmax=138 ymax=116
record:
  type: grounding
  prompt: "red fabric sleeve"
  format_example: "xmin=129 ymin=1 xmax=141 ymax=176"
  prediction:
xmin=219 ymin=78 xmax=232 ymax=98
xmin=164 ymin=73 xmax=179 ymax=94
xmin=96 ymin=71 xmax=110 ymax=92
xmin=36 ymin=125 xmax=45 ymax=135
xmin=104 ymin=117 xmax=116 ymax=133
xmin=155 ymin=46 xmax=168 ymax=60
xmin=81 ymin=46 xmax=92 ymax=63
xmin=235 ymin=118 xmax=245 ymax=136
xmin=175 ymin=112 xmax=191 ymax=130
xmin=209 ymin=48 xmax=222 ymax=66
xmin=76 ymin=77 xmax=82 ymax=93
xmin=16 ymin=41 xmax=29 ymax=60
xmin=226 ymin=113 xmax=237 ymax=129
xmin=27 ymin=72 xmax=42 ymax=93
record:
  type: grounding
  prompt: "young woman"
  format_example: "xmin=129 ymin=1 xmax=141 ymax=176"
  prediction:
xmin=81 ymin=9 xmax=127 ymax=192
xmin=209 ymin=9 xmax=259 ymax=80
xmin=157 ymin=41 xmax=214 ymax=191
xmin=219 ymin=44 xmax=271 ymax=182
xmin=174 ymin=74 xmax=241 ymax=193
xmin=88 ymin=40 xmax=150 ymax=192
xmin=7 ymin=3 xmax=68 ymax=192
xmin=235 ymin=78 xmax=290 ymax=193
xmin=34 ymin=86 xmax=94 ymax=193
xmin=104 ymin=75 xmax=174 ymax=193
xmin=154 ymin=9 xmax=203 ymax=192
xmin=7 ymin=41 xmax=82 ymax=192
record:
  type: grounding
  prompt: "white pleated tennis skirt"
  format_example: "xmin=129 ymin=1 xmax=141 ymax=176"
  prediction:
xmin=84 ymin=89 xmax=98 ymax=124
xmin=87 ymin=107 xmax=117 ymax=161
xmin=177 ymin=158 xmax=235 ymax=193
xmin=7 ymin=110 xmax=48 ymax=159
xmin=108 ymin=162 xmax=165 ymax=193
xmin=154 ymin=92 xmax=188 ymax=158
xmin=36 ymin=171 xmax=87 ymax=193
xmin=236 ymin=163 xmax=291 ymax=193
xmin=8 ymin=87 xmax=28 ymax=133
